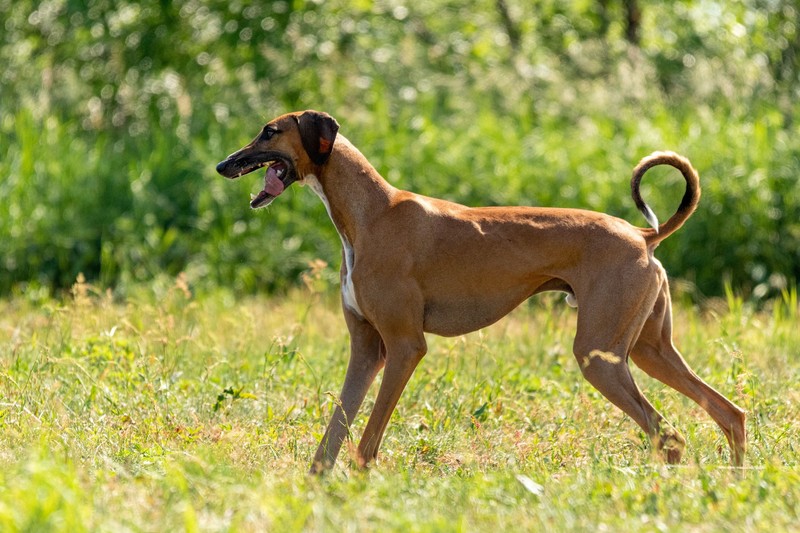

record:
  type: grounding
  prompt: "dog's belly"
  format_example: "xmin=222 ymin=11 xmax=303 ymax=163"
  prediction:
xmin=422 ymin=291 xmax=533 ymax=337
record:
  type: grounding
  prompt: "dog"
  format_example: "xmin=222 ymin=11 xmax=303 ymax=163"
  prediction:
xmin=216 ymin=110 xmax=746 ymax=473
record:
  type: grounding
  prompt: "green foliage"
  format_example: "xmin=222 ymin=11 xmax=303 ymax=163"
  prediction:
xmin=2 ymin=0 xmax=799 ymax=298
xmin=1 ymin=285 xmax=799 ymax=530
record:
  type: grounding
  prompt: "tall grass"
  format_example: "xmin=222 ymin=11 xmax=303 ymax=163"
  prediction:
xmin=2 ymin=1 xmax=799 ymax=298
xmin=1 ymin=278 xmax=798 ymax=530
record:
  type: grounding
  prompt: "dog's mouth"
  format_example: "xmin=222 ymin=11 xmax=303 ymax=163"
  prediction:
xmin=249 ymin=160 xmax=292 ymax=209
xmin=216 ymin=154 xmax=297 ymax=209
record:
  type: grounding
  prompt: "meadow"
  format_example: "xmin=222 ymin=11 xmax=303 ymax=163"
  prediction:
xmin=3 ymin=1 xmax=800 ymax=531
xmin=1 ymin=276 xmax=798 ymax=531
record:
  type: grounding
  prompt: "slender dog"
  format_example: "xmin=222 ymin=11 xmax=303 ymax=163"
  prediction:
xmin=216 ymin=110 xmax=747 ymax=473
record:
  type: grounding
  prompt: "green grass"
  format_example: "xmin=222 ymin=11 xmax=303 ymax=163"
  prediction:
xmin=1 ymin=276 xmax=799 ymax=531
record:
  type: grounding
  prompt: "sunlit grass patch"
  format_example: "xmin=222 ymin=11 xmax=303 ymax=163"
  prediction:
xmin=1 ymin=281 xmax=798 ymax=531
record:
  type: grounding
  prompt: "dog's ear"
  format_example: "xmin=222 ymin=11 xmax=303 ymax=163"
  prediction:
xmin=296 ymin=111 xmax=340 ymax=165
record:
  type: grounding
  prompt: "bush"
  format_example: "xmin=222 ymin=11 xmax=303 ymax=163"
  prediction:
xmin=2 ymin=0 xmax=798 ymax=299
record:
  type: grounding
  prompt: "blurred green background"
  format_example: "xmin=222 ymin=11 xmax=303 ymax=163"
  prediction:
xmin=2 ymin=0 xmax=798 ymax=300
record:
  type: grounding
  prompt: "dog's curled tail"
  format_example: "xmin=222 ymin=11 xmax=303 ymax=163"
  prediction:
xmin=631 ymin=151 xmax=701 ymax=247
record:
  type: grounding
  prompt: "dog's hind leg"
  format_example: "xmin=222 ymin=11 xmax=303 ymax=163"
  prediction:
xmin=572 ymin=340 xmax=687 ymax=463
xmin=630 ymin=280 xmax=747 ymax=466
xmin=571 ymin=270 xmax=687 ymax=463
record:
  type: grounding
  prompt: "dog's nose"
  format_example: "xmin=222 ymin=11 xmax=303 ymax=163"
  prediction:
xmin=215 ymin=159 xmax=229 ymax=175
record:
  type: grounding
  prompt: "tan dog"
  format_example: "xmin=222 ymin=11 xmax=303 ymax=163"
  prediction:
xmin=216 ymin=110 xmax=746 ymax=473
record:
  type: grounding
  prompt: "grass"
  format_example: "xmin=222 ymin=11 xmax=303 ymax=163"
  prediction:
xmin=1 ymin=274 xmax=799 ymax=531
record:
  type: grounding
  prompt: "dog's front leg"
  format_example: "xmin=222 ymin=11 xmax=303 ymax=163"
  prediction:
xmin=355 ymin=334 xmax=427 ymax=468
xmin=310 ymin=310 xmax=384 ymax=474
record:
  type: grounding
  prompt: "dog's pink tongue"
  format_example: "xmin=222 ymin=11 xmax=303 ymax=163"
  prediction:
xmin=264 ymin=166 xmax=285 ymax=196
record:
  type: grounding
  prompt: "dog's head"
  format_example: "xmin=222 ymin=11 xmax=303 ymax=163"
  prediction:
xmin=216 ymin=110 xmax=340 ymax=209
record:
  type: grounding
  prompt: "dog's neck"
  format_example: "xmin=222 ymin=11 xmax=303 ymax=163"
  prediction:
xmin=307 ymin=135 xmax=397 ymax=244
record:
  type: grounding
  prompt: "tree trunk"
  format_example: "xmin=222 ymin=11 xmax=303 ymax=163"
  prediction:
xmin=496 ymin=0 xmax=521 ymax=52
xmin=624 ymin=0 xmax=641 ymax=45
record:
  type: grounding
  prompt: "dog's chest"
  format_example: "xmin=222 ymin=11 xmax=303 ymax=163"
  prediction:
xmin=304 ymin=175 xmax=364 ymax=317
xmin=340 ymin=240 xmax=363 ymax=316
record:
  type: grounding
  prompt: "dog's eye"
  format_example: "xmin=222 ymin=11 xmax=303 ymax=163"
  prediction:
xmin=262 ymin=126 xmax=278 ymax=140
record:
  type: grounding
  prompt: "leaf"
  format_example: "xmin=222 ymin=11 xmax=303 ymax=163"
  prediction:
xmin=515 ymin=474 xmax=544 ymax=497
xmin=472 ymin=402 xmax=489 ymax=420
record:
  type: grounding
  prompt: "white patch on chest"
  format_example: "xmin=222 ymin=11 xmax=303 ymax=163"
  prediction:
xmin=304 ymin=175 xmax=364 ymax=317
